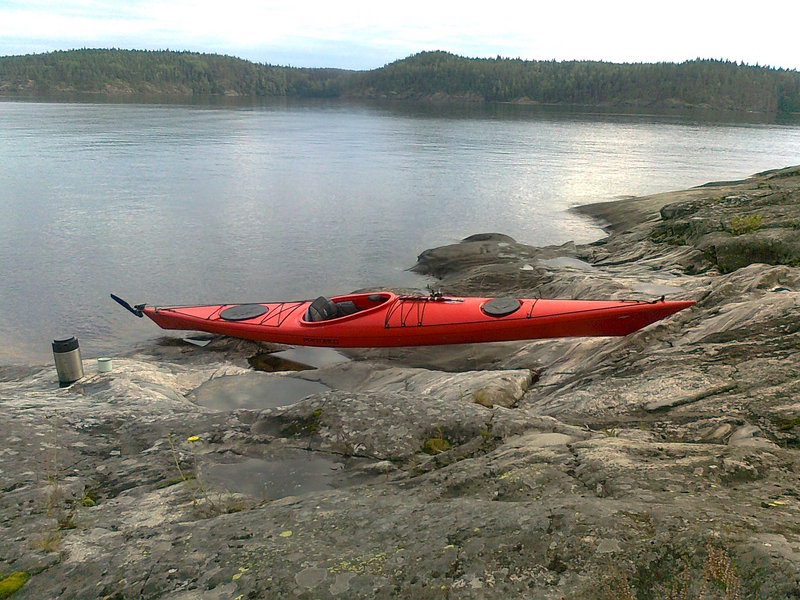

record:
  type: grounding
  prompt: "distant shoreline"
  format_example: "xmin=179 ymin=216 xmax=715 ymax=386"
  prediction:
xmin=2 ymin=49 xmax=799 ymax=115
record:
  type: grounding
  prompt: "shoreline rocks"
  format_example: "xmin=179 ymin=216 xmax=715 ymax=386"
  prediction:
xmin=3 ymin=167 xmax=800 ymax=598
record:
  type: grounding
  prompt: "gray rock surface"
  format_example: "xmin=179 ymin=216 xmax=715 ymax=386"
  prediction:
xmin=3 ymin=167 xmax=800 ymax=598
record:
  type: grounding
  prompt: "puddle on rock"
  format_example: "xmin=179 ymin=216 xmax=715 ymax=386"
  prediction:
xmin=203 ymin=450 xmax=372 ymax=499
xmin=537 ymin=257 xmax=595 ymax=271
xmin=192 ymin=372 xmax=329 ymax=410
xmin=249 ymin=347 xmax=350 ymax=372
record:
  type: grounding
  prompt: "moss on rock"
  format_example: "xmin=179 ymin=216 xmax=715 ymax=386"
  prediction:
xmin=423 ymin=437 xmax=451 ymax=455
xmin=0 ymin=572 xmax=30 ymax=599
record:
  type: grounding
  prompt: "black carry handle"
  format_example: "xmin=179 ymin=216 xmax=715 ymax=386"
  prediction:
xmin=110 ymin=293 xmax=145 ymax=318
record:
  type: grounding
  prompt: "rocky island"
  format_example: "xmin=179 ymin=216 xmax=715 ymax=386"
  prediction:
xmin=2 ymin=166 xmax=800 ymax=599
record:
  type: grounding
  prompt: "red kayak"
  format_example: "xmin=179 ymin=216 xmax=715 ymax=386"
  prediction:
xmin=112 ymin=292 xmax=695 ymax=348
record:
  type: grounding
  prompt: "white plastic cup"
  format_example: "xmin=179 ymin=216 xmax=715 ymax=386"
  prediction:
xmin=97 ymin=357 xmax=113 ymax=373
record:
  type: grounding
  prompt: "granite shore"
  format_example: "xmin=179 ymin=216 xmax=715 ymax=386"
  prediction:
xmin=2 ymin=166 xmax=800 ymax=598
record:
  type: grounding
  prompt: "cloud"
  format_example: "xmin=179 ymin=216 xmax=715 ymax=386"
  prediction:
xmin=1 ymin=0 xmax=799 ymax=70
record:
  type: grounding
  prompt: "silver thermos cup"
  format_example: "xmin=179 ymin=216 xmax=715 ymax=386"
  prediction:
xmin=52 ymin=336 xmax=84 ymax=386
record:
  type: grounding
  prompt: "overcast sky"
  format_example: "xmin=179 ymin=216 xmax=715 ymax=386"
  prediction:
xmin=1 ymin=0 xmax=798 ymax=71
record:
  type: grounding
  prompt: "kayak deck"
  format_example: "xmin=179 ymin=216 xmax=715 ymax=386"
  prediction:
xmin=130 ymin=291 xmax=695 ymax=348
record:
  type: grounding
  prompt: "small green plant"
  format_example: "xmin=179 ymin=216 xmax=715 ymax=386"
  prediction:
xmin=166 ymin=434 xmax=219 ymax=515
xmin=30 ymin=531 xmax=61 ymax=553
xmin=423 ymin=437 xmax=451 ymax=455
xmin=729 ymin=214 xmax=763 ymax=236
xmin=704 ymin=541 xmax=741 ymax=600
xmin=165 ymin=434 xmax=252 ymax=517
xmin=0 ymin=571 xmax=30 ymax=599
xmin=423 ymin=427 xmax=451 ymax=455
xmin=35 ymin=415 xmax=71 ymax=551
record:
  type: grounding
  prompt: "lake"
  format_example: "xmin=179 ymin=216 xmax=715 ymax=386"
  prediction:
xmin=2 ymin=98 xmax=799 ymax=364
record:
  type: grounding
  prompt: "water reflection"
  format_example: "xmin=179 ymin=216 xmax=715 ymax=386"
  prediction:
xmin=191 ymin=372 xmax=330 ymax=411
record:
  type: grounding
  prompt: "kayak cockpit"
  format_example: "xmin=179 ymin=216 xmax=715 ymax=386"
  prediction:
xmin=304 ymin=292 xmax=392 ymax=322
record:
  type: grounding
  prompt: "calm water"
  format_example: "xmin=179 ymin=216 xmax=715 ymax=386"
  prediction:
xmin=2 ymin=99 xmax=799 ymax=364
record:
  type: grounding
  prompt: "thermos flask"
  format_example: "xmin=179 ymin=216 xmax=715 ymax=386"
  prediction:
xmin=52 ymin=336 xmax=84 ymax=386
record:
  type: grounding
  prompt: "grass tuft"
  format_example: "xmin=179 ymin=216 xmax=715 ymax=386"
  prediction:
xmin=423 ymin=437 xmax=451 ymax=455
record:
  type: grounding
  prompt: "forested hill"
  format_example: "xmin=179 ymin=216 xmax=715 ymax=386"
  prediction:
xmin=0 ymin=49 xmax=350 ymax=97
xmin=361 ymin=51 xmax=800 ymax=114
xmin=2 ymin=49 xmax=799 ymax=114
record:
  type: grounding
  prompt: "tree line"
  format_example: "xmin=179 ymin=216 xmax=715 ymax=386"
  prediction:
xmin=1 ymin=49 xmax=798 ymax=113
xmin=0 ymin=49 xmax=348 ymax=97
xmin=356 ymin=51 xmax=800 ymax=114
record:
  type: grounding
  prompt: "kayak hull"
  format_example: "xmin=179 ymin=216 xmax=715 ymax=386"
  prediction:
xmin=140 ymin=292 xmax=695 ymax=348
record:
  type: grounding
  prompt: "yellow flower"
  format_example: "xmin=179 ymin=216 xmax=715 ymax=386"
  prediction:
xmin=186 ymin=435 xmax=200 ymax=443
xmin=279 ymin=530 xmax=293 ymax=538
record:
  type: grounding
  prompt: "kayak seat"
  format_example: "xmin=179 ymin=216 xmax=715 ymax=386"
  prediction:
xmin=336 ymin=301 xmax=359 ymax=316
xmin=307 ymin=296 xmax=340 ymax=321
xmin=306 ymin=297 xmax=361 ymax=322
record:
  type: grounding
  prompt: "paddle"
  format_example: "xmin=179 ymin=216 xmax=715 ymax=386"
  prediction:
xmin=110 ymin=293 xmax=145 ymax=318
